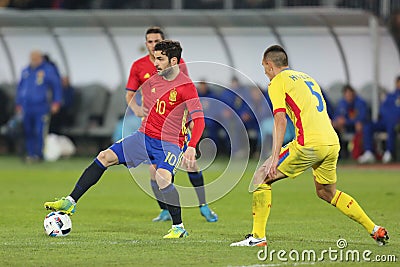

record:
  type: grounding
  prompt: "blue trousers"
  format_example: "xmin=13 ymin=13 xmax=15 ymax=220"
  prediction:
xmin=363 ymin=118 xmax=398 ymax=153
xmin=23 ymin=111 xmax=48 ymax=158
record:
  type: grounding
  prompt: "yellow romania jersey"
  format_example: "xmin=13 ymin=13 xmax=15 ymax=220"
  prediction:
xmin=268 ymin=68 xmax=339 ymax=146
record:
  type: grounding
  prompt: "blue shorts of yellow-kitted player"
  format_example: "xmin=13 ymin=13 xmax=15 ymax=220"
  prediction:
xmin=277 ymin=140 xmax=340 ymax=185
xmin=109 ymin=131 xmax=183 ymax=175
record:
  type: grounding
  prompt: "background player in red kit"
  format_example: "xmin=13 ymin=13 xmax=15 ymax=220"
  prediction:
xmin=126 ymin=27 xmax=217 ymax=222
xmin=44 ymin=40 xmax=204 ymax=238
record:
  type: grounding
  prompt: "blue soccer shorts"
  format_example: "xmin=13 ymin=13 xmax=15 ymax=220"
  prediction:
xmin=109 ymin=131 xmax=183 ymax=175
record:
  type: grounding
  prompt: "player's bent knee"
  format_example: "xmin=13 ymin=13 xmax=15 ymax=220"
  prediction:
xmin=97 ymin=149 xmax=119 ymax=167
xmin=155 ymin=168 xmax=173 ymax=189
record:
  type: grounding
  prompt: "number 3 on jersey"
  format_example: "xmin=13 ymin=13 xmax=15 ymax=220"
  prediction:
xmin=305 ymin=81 xmax=324 ymax=112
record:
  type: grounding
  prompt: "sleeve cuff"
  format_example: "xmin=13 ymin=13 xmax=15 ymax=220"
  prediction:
xmin=273 ymin=108 xmax=286 ymax=116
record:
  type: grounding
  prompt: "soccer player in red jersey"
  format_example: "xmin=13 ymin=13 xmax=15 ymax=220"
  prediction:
xmin=126 ymin=27 xmax=217 ymax=223
xmin=44 ymin=40 xmax=204 ymax=238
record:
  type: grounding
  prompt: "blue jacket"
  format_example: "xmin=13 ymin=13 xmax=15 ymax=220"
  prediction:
xmin=219 ymin=86 xmax=252 ymax=119
xmin=334 ymin=95 xmax=369 ymax=126
xmin=16 ymin=62 xmax=62 ymax=113
xmin=321 ymin=89 xmax=334 ymax=119
xmin=379 ymin=89 xmax=400 ymax=124
xmin=198 ymin=89 xmax=220 ymax=119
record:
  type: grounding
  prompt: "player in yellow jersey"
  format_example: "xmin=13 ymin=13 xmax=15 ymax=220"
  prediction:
xmin=230 ymin=45 xmax=389 ymax=247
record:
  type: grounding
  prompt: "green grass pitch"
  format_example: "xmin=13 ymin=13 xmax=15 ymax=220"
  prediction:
xmin=0 ymin=156 xmax=398 ymax=266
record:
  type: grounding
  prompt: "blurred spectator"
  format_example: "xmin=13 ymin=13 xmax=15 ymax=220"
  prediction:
xmin=247 ymin=85 xmax=269 ymax=156
xmin=16 ymin=50 xmax=62 ymax=162
xmin=43 ymin=54 xmax=61 ymax=79
xmin=332 ymin=84 xmax=369 ymax=159
xmin=49 ymin=76 xmax=76 ymax=134
xmin=321 ymin=88 xmax=335 ymax=119
xmin=358 ymin=76 xmax=400 ymax=164
xmin=219 ymin=76 xmax=252 ymax=157
xmin=196 ymin=81 xmax=222 ymax=149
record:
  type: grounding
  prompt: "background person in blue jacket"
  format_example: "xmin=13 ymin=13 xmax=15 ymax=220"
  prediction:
xmin=358 ymin=76 xmax=400 ymax=164
xmin=332 ymin=84 xmax=369 ymax=159
xmin=196 ymin=80 xmax=222 ymax=150
xmin=15 ymin=50 xmax=62 ymax=162
xmin=219 ymin=76 xmax=252 ymax=157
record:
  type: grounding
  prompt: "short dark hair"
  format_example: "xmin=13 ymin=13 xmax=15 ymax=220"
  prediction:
xmin=342 ymin=84 xmax=355 ymax=93
xmin=145 ymin=26 xmax=165 ymax=40
xmin=263 ymin=45 xmax=288 ymax=67
xmin=396 ymin=76 xmax=400 ymax=82
xmin=154 ymin=40 xmax=182 ymax=63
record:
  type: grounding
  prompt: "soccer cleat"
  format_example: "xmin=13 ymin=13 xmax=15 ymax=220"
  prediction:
xmin=382 ymin=151 xmax=392 ymax=164
xmin=358 ymin=151 xmax=375 ymax=164
xmin=163 ymin=226 xmax=188 ymax=238
xmin=371 ymin=226 xmax=389 ymax=246
xmin=230 ymin=234 xmax=267 ymax=247
xmin=152 ymin=209 xmax=172 ymax=222
xmin=44 ymin=197 xmax=76 ymax=216
xmin=200 ymin=204 xmax=218 ymax=222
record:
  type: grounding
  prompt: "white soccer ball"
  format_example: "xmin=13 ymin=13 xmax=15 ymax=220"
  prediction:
xmin=43 ymin=212 xmax=72 ymax=237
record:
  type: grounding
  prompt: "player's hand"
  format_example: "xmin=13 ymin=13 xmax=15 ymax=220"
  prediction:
xmin=267 ymin=157 xmax=279 ymax=179
xmin=132 ymin=104 xmax=148 ymax=117
xmin=355 ymin=121 xmax=363 ymax=133
xmin=182 ymin=146 xmax=196 ymax=169
xmin=261 ymin=158 xmax=271 ymax=176
xmin=51 ymin=102 xmax=60 ymax=114
xmin=15 ymin=105 xmax=23 ymax=114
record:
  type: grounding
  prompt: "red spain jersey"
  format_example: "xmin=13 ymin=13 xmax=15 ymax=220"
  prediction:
xmin=126 ymin=55 xmax=189 ymax=91
xmin=138 ymin=71 xmax=203 ymax=147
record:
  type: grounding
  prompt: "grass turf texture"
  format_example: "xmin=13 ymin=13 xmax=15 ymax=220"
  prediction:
xmin=0 ymin=156 xmax=398 ymax=266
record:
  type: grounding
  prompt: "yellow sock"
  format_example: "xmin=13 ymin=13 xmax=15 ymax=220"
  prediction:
xmin=331 ymin=190 xmax=375 ymax=234
xmin=251 ymin=184 xmax=271 ymax=238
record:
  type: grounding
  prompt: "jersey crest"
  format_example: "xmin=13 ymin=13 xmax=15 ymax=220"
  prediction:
xmin=144 ymin=73 xmax=151 ymax=79
xmin=36 ymin=70 xmax=45 ymax=85
xmin=169 ymin=88 xmax=177 ymax=104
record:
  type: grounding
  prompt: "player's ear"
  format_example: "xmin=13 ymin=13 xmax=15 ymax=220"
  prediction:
xmin=170 ymin=57 xmax=178 ymax=66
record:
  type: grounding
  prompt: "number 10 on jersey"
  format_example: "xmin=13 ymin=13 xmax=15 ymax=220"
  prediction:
xmin=156 ymin=99 xmax=166 ymax=115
